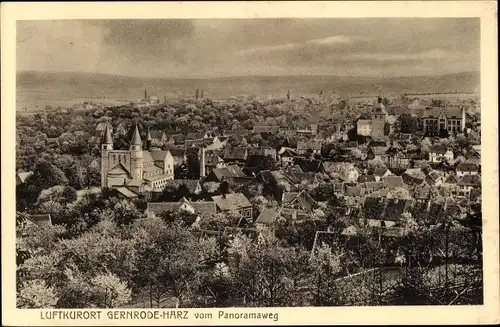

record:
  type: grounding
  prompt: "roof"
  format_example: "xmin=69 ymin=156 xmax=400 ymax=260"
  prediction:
xmin=255 ymin=207 xmax=280 ymax=225
xmin=166 ymin=179 xmax=201 ymax=193
xmin=282 ymin=190 xmax=318 ymax=212
xmin=149 ymin=131 xmax=165 ymax=139
xmin=458 ymin=175 xmax=481 ymax=187
xmin=223 ymin=129 xmax=249 ymax=137
xmin=345 ymin=185 xmax=366 ymax=197
xmin=401 ymin=173 xmax=426 ymax=187
xmin=427 ymin=170 xmax=443 ymax=182
xmin=373 ymin=168 xmax=390 ymax=177
xmin=148 ymin=199 xmax=216 ymax=217
xmin=131 ymin=125 xmax=142 ymax=145
xmin=142 ymin=151 xmax=154 ymax=163
xmin=108 ymin=163 xmax=130 ymax=175
xmin=404 ymin=168 xmax=426 ymax=179
xmin=17 ymin=171 xmax=33 ymax=183
xmin=149 ymin=149 xmax=169 ymax=161
xmin=185 ymin=132 xmax=206 ymax=140
xmin=364 ymin=181 xmax=385 ymax=192
xmin=280 ymin=148 xmax=298 ymax=157
xmin=293 ymin=158 xmax=324 ymax=173
xmin=27 ymin=214 xmax=52 ymax=228
xmin=430 ymin=144 xmax=450 ymax=155
xmin=143 ymin=173 xmax=172 ymax=182
xmin=212 ymin=193 xmax=252 ymax=211
xmin=382 ymin=176 xmax=404 ymax=188
xmin=456 ymin=162 xmax=479 ymax=173
xmin=224 ymin=147 xmax=248 ymax=160
xmin=423 ymin=106 xmax=463 ymax=119
xmin=115 ymin=187 xmax=138 ymax=198
xmin=357 ymin=119 xmax=372 ymax=126
xmin=371 ymin=147 xmax=389 ymax=156
xmin=413 ymin=186 xmax=432 ymax=200
xmin=168 ymin=147 xmax=186 ymax=157
xmin=103 ymin=124 xmax=113 ymax=144
xmin=297 ymin=139 xmax=322 ymax=151
xmin=444 ymin=174 xmax=460 ymax=184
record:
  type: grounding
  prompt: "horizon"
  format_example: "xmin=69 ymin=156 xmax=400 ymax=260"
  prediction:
xmin=17 ymin=18 xmax=480 ymax=78
xmin=17 ymin=69 xmax=480 ymax=81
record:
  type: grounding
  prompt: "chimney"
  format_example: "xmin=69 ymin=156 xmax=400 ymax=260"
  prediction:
xmin=144 ymin=89 xmax=147 ymax=100
xmin=199 ymin=146 xmax=206 ymax=177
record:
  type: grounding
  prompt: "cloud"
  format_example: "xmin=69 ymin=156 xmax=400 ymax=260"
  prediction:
xmin=343 ymin=49 xmax=453 ymax=61
xmin=306 ymin=35 xmax=358 ymax=45
xmin=234 ymin=43 xmax=301 ymax=56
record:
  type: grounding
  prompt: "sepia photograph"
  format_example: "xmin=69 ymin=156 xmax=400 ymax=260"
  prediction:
xmin=2 ymin=1 xmax=499 ymax=325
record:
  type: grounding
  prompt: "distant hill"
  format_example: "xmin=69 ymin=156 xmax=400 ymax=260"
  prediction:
xmin=16 ymin=70 xmax=480 ymax=110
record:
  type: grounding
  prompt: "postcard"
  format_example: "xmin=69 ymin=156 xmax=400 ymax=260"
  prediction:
xmin=2 ymin=1 xmax=498 ymax=325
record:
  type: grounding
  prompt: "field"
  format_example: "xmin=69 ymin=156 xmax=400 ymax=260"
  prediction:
xmin=16 ymin=71 xmax=480 ymax=111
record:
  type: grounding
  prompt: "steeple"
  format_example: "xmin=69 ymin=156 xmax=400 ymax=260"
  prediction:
xmin=131 ymin=125 xmax=142 ymax=146
xmin=103 ymin=123 xmax=113 ymax=145
xmin=146 ymin=128 xmax=153 ymax=149
xmin=199 ymin=146 xmax=206 ymax=178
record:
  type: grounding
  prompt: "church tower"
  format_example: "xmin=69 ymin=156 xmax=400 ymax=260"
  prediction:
xmin=101 ymin=124 xmax=113 ymax=187
xmin=130 ymin=125 xmax=143 ymax=181
xmin=371 ymin=96 xmax=387 ymax=139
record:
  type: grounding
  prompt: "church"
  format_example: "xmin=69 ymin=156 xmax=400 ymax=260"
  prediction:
xmin=357 ymin=96 xmax=390 ymax=139
xmin=101 ymin=124 xmax=175 ymax=192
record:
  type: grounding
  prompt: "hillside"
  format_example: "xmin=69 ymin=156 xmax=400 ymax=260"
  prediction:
xmin=16 ymin=71 xmax=480 ymax=110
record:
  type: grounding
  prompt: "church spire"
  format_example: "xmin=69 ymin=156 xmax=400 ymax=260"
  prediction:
xmin=103 ymin=123 xmax=113 ymax=144
xmin=131 ymin=124 xmax=142 ymax=146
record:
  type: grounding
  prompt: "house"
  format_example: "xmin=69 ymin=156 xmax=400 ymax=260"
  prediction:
xmin=212 ymin=193 xmax=253 ymax=222
xmin=443 ymin=174 xmax=460 ymax=186
xmin=204 ymin=151 xmax=226 ymax=174
xmin=223 ymin=147 xmax=248 ymax=165
xmin=167 ymin=147 xmax=187 ymax=166
xmin=425 ymin=170 xmax=445 ymax=187
xmin=279 ymin=148 xmax=299 ymax=167
xmin=147 ymin=197 xmax=216 ymax=224
xmin=281 ymin=190 xmax=320 ymax=217
xmin=456 ymin=162 xmax=479 ymax=177
xmin=255 ymin=207 xmax=287 ymax=226
xmin=382 ymin=176 xmax=404 ymax=188
xmin=282 ymin=136 xmax=298 ymax=149
xmin=293 ymin=158 xmax=325 ymax=173
xmin=204 ymin=165 xmax=246 ymax=183
xmin=16 ymin=171 xmax=33 ymax=185
xmin=361 ymin=197 xmax=412 ymax=228
xmin=357 ymin=119 xmax=372 ymax=137
xmin=165 ymin=179 xmax=203 ymax=198
xmin=465 ymin=150 xmax=481 ymax=165
xmin=457 ymin=175 xmax=481 ymax=197
xmin=297 ymin=123 xmax=318 ymax=135
xmin=428 ymin=145 xmax=454 ymax=163
xmin=148 ymin=130 xmax=168 ymax=146
xmin=23 ymin=214 xmax=53 ymax=229
xmin=296 ymin=139 xmax=323 ymax=155
xmin=422 ymin=106 xmax=465 ymax=136
xmin=373 ymin=168 xmax=392 ymax=181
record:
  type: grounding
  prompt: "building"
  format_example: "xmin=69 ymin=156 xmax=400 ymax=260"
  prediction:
xmin=357 ymin=97 xmax=390 ymax=139
xmin=456 ymin=162 xmax=479 ymax=177
xmin=101 ymin=125 xmax=174 ymax=192
xmin=428 ymin=145 xmax=454 ymax=163
xmin=422 ymin=106 xmax=466 ymax=135
xmin=147 ymin=197 xmax=216 ymax=223
xmin=457 ymin=175 xmax=481 ymax=197
xmin=212 ymin=193 xmax=253 ymax=221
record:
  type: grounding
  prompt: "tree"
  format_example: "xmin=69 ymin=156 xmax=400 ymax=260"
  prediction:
xmin=29 ymin=159 xmax=68 ymax=190
xmin=17 ymin=279 xmax=58 ymax=308
xmin=91 ymin=273 xmax=132 ymax=308
xmin=310 ymin=244 xmax=343 ymax=306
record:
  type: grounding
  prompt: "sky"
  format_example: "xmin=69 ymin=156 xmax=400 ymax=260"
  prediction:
xmin=17 ymin=18 xmax=480 ymax=78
